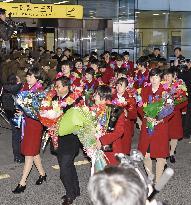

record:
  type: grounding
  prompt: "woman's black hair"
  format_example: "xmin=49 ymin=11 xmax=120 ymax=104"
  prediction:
xmin=6 ymin=73 xmax=17 ymax=85
xmin=96 ymin=85 xmax=112 ymax=101
xmin=86 ymin=67 xmax=95 ymax=76
xmin=116 ymin=77 xmax=128 ymax=88
xmin=163 ymin=67 xmax=176 ymax=77
xmin=136 ymin=56 xmax=150 ymax=67
xmin=60 ymin=60 xmax=71 ymax=67
xmin=55 ymin=76 xmax=71 ymax=87
xmin=26 ymin=66 xmax=42 ymax=80
xmin=117 ymin=68 xmax=128 ymax=76
xmin=149 ymin=68 xmax=163 ymax=79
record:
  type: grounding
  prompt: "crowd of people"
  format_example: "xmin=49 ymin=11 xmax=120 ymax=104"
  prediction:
xmin=0 ymin=45 xmax=190 ymax=205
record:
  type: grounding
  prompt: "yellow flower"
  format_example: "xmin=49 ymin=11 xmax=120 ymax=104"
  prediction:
xmin=143 ymin=102 xmax=147 ymax=107
xmin=137 ymin=88 xmax=142 ymax=95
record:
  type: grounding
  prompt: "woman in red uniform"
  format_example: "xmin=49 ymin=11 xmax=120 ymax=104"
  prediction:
xmin=138 ymin=68 xmax=173 ymax=183
xmin=163 ymin=68 xmax=188 ymax=163
xmin=95 ymin=85 xmax=125 ymax=165
xmin=112 ymin=77 xmax=137 ymax=155
xmin=13 ymin=67 xmax=46 ymax=194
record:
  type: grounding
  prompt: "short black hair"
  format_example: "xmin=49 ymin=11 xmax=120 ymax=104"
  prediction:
xmin=26 ymin=66 xmax=42 ymax=80
xmin=64 ymin=48 xmax=71 ymax=52
xmin=60 ymin=60 xmax=71 ymax=67
xmin=0 ymin=8 xmax=6 ymax=15
xmin=103 ymin=51 xmax=110 ymax=55
xmin=115 ymin=55 xmax=123 ymax=62
xmin=154 ymin=47 xmax=160 ymax=51
xmin=174 ymin=47 xmax=181 ymax=52
xmin=122 ymin=51 xmax=130 ymax=56
xmin=86 ymin=67 xmax=95 ymax=76
xmin=163 ymin=67 xmax=176 ymax=77
xmin=149 ymin=68 xmax=163 ymax=79
xmin=55 ymin=76 xmax=71 ymax=87
xmin=117 ymin=68 xmax=128 ymax=76
xmin=98 ymin=60 xmax=107 ymax=68
xmin=96 ymin=85 xmax=112 ymax=101
xmin=90 ymin=58 xmax=99 ymax=66
xmin=116 ymin=77 xmax=128 ymax=87
xmin=90 ymin=51 xmax=98 ymax=57
xmin=136 ymin=56 xmax=150 ymax=67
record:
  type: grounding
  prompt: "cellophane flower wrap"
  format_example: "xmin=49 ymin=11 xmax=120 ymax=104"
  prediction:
xmin=15 ymin=82 xmax=45 ymax=120
xmin=142 ymin=91 xmax=174 ymax=135
xmin=39 ymin=88 xmax=83 ymax=149
xmin=58 ymin=105 xmax=108 ymax=175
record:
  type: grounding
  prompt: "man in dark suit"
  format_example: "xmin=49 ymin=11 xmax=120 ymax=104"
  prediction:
xmin=0 ymin=8 xmax=14 ymax=41
xmin=54 ymin=76 xmax=81 ymax=205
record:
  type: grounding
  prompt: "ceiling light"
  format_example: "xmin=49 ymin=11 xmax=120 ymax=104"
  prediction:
xmin=153 ymin=13 xmax=159 ymax=16
xmin=135 ymin=11 xmax=140 ymax=14
xmin=54 ymin=1 xmax=69 ymax=4
xmin=3 ymin=0 xmax=13 ymax=2
xmin=162 ymin=13 xmax=166 ymax=14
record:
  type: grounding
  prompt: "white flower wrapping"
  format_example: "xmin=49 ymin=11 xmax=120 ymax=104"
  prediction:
xmin=40 ymin=109 xmax=63 ymax=119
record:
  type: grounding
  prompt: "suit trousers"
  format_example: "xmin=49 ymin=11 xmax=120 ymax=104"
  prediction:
xmin=57 ymin=134 xmax=80 ymax=200
xmin=183 ymin=102 xmax=191 ymax=137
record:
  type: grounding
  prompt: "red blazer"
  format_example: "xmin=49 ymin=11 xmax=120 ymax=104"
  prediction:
xmin=101 ymin=67 xmax=114 ymax=85
xmin=137 ymin=84 xmax=173 ymax=158
xmin=112 ymin=91 xmax=137 ymax=154
xmin=100 ymin=112 xmax=125 ymax=165
xmin=169 ymin=100 xmax=188 ymax=139
xmin=134 ymin=69 xmax=149 ymax=89
xmin=84 ymin=78 xmax=99 ymax=91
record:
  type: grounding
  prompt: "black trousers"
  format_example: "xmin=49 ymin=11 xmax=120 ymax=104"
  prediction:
xmin=183 ymin=102 xmax=191 ymax=137
xmin=57 ymin=134 xmax=80 ymax=200
xmin=10 ymin=121 xmax=24 ymax=161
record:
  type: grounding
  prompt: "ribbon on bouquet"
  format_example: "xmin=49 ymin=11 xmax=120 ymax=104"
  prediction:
xmin=21 ymin=117 xmax=26 ymax=141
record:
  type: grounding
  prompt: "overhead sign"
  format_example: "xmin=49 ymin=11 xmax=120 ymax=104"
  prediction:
xmin=0 ymin=3 xmax=83 ymax=19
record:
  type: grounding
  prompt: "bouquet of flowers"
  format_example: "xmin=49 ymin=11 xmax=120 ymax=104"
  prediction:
xmin=143 ymin=91 xmax=174 ymax=135
xmin=58 ymin=105 xmax=108 ymax=175
xmin=15 ymin=91 xmax=46 ymax=120
xmin=171 ymin=79 xmax=187 ymax=105
xmin=39 ymin=88 xmax=83 ymax=149
xmin=112 ymin=96 xmax=127 ymax=107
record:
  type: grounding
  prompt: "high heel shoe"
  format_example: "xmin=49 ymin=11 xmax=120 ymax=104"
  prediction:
xmin=12 ymin=184 xmax=26 ymax=194
xmin=35 ymin=174 xmax=47 ymax=185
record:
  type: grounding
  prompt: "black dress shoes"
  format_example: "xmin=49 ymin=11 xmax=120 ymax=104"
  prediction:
xmin=12 ymin=184 xmax=26 ymax=194
xmin=62 ymin=196 xmax=74 ymax=205
xmin=35 ymin=174 xmax=47 ymax=185
xmin=170 ymin=155 xmax=176 ymax=163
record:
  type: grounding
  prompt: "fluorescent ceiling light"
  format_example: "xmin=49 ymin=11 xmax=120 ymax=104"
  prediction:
xmin=162 ymin=13 xmax=166 ymax=14
xmin=135 ymin=11 xmax=140 ymax=14
xmin=153 ymin=13 xmax=159 ymax=16
xmin=54 ymin=1 xmax=69 ymax=4
xmin=3 ymin=0 xmax=13 ymax=2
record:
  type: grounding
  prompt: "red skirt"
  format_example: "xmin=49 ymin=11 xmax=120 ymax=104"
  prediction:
xmin=168 ymin=110 xmax=183 ymax=139
xmin=21 ymin=117 xmax=43 ymax=156
xmin=138 ymin=119 xmax=170 ymax=158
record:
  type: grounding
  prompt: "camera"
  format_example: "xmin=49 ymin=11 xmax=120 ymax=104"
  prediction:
xmin=6 ymin=12 xmax=26 ymax=33
xmin=177 ymin=59 xmax=190 ymax=72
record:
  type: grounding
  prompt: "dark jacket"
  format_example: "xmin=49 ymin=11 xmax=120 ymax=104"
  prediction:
xmin=178 ymin=69 xmax=191 ymax=102
xmin=0 ymin=19 xmax=14 ymax=41
xmin=1 ymin=83 xmax=22 ymax=119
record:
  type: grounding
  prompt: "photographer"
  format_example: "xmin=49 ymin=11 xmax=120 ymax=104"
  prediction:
xmin=88 ymin=166 xmax=158 ymax=205
xmin=0 ymin=8 xmax=14 ymax=41
xmin=177 ymin=61 xmax=191 ymax=139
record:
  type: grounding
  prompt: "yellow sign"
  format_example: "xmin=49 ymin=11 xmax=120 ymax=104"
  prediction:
xmin=0 ymin=3 xmax=83 ymax=19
